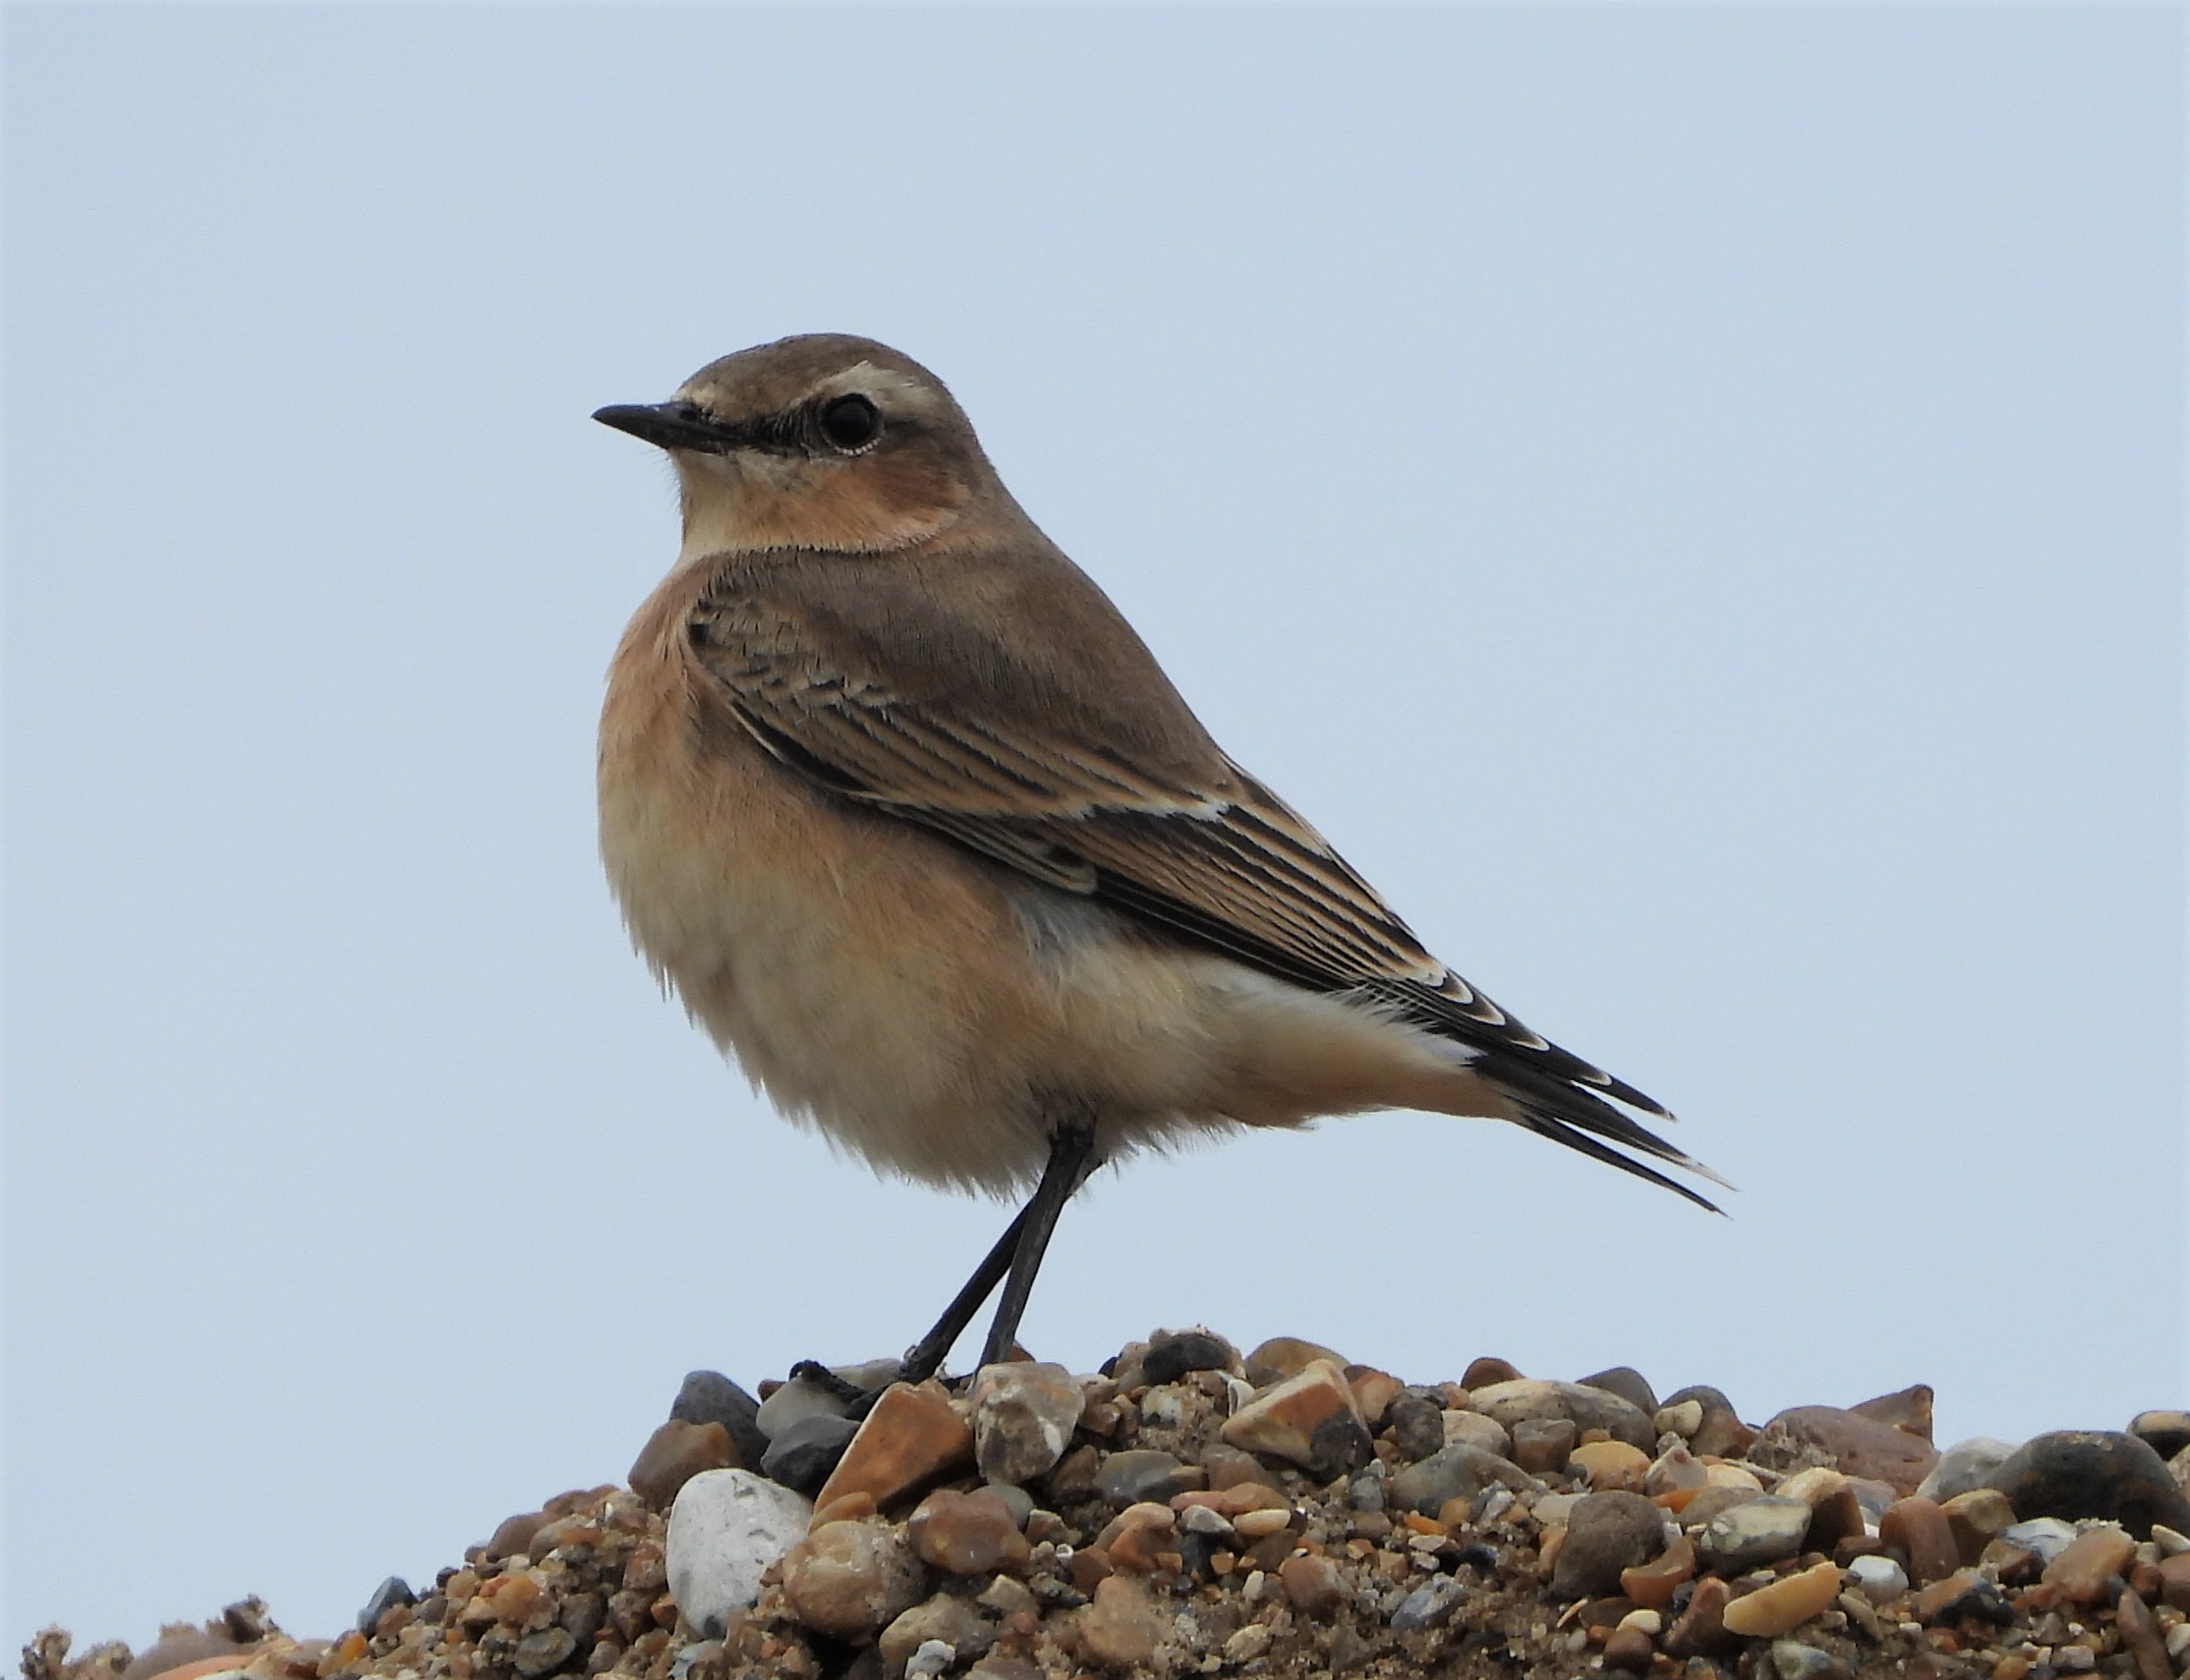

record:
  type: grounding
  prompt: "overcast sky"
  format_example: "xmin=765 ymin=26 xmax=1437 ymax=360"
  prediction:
xmin=4 ymin=1 xmax=2182 ymax=1656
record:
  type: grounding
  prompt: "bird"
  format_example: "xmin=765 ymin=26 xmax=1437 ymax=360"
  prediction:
xmin=594 ymin=333 xmax=1724 ymax=1386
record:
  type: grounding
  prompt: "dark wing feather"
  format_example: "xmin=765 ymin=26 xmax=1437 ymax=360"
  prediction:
xmin=687 ymin=571 xmax=1724 ymax=1205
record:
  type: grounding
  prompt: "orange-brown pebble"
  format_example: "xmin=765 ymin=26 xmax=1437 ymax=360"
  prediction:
xmin=1601 ymin=1626 xmax=1655 ymax=1674
xmin=1719 ymin=1560 xmax=1843 ymax=1637
xmin=151 ymin=1656 xmax=253 ymax=1680
xmin=1347 ymin=1367 xmax=1402 ymax=1429
xmin=626 ymin=1420 xmax=736 ymax=1511
xmin=1571 ymin=1440 xmax=1651 ymax=1493
xmin=809 ymin=1382 xmax=973 ymax=1517
xmin=779 ymin=1519 xmax=925 ymax=1642
xmin=905 ymin=1488 xmax=1029 ymax=1576
xmin=1279 ymin=1554 xmax=1346 ymax=1619
xmin=485 ymin=1572 xmax=544 ymax=1628
xmin=1995 ymin=1656 xmax=2032 ymax=1680
xmin=1621 ymin=1532 xmax=1696 ymax=1610
xmin=1219 ymin=1360 xmax=1365 ymax=1473
xmin=1461 ymin=1356 xmax=1523 ymax=1390
xmin=1879 ymin=1497 xmax=1962 ymax=1586
xmin=1075 ymin=1575 xmax=1168 ymax=1670
xmin=2040 ymin=1526 xmax=2136 ymax=1604
xmin=1244 ymin=1337 xmax=1347 ymax=1386
xmin=1940 ymin=1488 xmax=2017 ymax=1565
xmin=810 ymin=1491 xmax=876 ymax=1528
xmin=315 ymin=1635 xmax=366 ymax=1680
xmin=1068 ymin=1545 xmax=1114 ymax=1593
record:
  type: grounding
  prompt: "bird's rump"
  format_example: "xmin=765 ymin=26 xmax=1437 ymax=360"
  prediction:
xmin=683 ymin=549 xmax=1725 ymax=1210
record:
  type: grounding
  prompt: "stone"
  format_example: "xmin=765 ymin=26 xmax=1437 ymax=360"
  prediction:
xmin=757 ymin=1368 xmax=863 ymax=1441
xmin=1384 ymin=1393 xmax=1446 ymax=1460
xmin=1663 ymin=1576 xmax=1736 ymax=1659
xmin=1552 ymin=1491 xmax=1665 ymax=1598
xmin=2040 ymin=1524 xmax=2136 ymax=1603
xmin=906 ymin=1488 xmax=1029 ymax=1577
xmin=1720 ymin=1560 xmax=1843 ymax=1638
xmin=1142 ymin=1328 xmax=1237 ymax=1385
xmin=1846 ymin=1554 xmax=1908 ymax=1603
xmin=2117 ymin=1584 xmax=2172 ymax=1680
xmin=1579 ymin=1367 xmax=1659 ymax=1416
xmin=1999 ymin=1516 xmax=2079 ymax=1562
xmin=1646 ymin=1445 xmax=1708 ymax=1497
xmin=1655 ymin=1401 xmax=1706 ymax=1440
xmin=1279 ymin=1554 xmax=1345 ymax=1618
xmin=1094 ymin=1449 xmax=1183 ymax=1508
xmin=1571 ymin=1440 xmax=1650 ymax=1493
xmin=672 ymin=1372 xmax=770 ymax=1469
xmin=1602 ymin=1627 xmax=1654 ymax=1674
xmin=761 ymin=1415 xmax=860 ymax=1495
xmin=1460 ymin=1356 xmax=1524 ymax=1390
xmin=1391 ymin=1442 xmax=1542 ymax=1516
xmin=1850 ymin=1384 xmax=1934 ymax=1443
xmin=780 ymin=1518 xmax=925 ymax=1642
xmin=355 ymin=1579 xmax=415 ymax=1638
xmin=1469 ymin=1378 xmax=1655 ymax=1451
xmin=879 ymin=1593 xmax=993 ymax=1674
xmin=1769 ymin=1642 xmax=1848 ymax=1680
xmin=665 ymin=1469 xmax=816 ymax=1639
xmin=1389 ymin=1575 xmax=1466 ymax=1633
xmin=1677 ymin=1485 xmax=1763 ymax=1531
xmin=969 ymin=1363 xmax=1082 ymax=1487
xmin=1939 ymin=1488 xmax=2015 ymax=1565
xmin=2130 ymin=1412 xmax=2190 ymax=1460
xmin=1510 ymin=1416 xmax=1575 ymax=1473
xmin=1878 ymin=1497 xmax=1961 ymax=1586
xmin=812 ymin=1382 xmax=974 ymax=1518
xmin=1243 ymin=1336 xmax=1345 ymax=1386
xmin=1198 ymin=1444 xmax=1263 ymax=1489
xmin=1620 ymin=1532 xmax=1696 ymax=1610
xmin=1915 ymin=1438 xmax=2018 ymax=1503
xmin=512 ymin=1630 xmax=577 ymax=1679
xmin=1987 ymin=1431 xmax=2190 ymax=1537
xmin=1764 ymin=1406 xmax=1938 ymax=1495
xmin=1698 ymin=1496 xmax=1813 ymax=1572
xmin=629 ymin=1420 xmax=738 ymax=1510
xmin=2159 ymin=1551 xmax=2190 ymax=1610
xmin=1075 ymin=1575 xmax=1166 ymax=1670
xmin=1662 ymin=1385 xmax=1753 ymax=1459
xmin=1348 ymin=1367 xmax=1402 ymax=1429
xmin=1220 ymin=1360 xmax=1370 ymax=1478
xmin=1911 ymin=1569 xmax=2011 ymax=1628
xmin=903 ymin=1643 xmax=953 ymax=1680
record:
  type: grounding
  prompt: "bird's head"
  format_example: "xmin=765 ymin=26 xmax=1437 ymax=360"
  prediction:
xmin=594 ymin=334 xmax=999 ymax=559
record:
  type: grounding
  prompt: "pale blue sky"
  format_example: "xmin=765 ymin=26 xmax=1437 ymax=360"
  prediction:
xmin=5 ymin=1 xmax=2183 ymax=1653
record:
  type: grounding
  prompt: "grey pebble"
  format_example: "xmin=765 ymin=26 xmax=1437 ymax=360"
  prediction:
xmin=513 ymin=1628 xmax=577 ymax=1679
xmin=673 ymin=1371 xmax=770 ymax=1470
xmin=1096 ymin=1448 xmax=1183 ymax=1506
xmin=356 ymin=1577 xmax=415 ymax=1637
xmin=1698 ymin=1496 xmax=1813 ymax=1572
xmin=1392 ymin=1443 xmax=1541 ymax=1516
xmin=1141 ymin=1329 xmax=1235 ymax=1384
xmin=760 ymin=1412 xmax=858 ymax=1494
xmin=1389 ymin=1575 xmax=1468 ymax=1634
xmin=1915 ymin=1437 xmax=2017 ymax=1504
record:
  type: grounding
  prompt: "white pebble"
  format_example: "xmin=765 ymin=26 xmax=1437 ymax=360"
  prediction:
xmin=1846 ymin=1554 xmax=1908 ymax=1604
xmin=1241 ymin=1569 xmax=1267 ymax=1603
xmin=664 ymin=1469 xmax=815 ymax=1640
xmin=2152 ymin=1523 xmax=2190 ymax=1558
xmin=1617 ymin=1609 xmax=1663 ymax=1635
xmin=904 ymin=1640 xmax=954 ymax=1679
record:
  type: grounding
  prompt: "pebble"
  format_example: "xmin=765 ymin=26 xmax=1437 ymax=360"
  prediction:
xmin=2152 ymin=1523 xmax=2190 ymax=1557
xmin=2116 ymin=1582 xmax=2172 ymax=1680
xmin=1220 ymin=1360 xmax=1371 ymax=1479
xmin=1621 ymin=1532 xmax=1696 ymax=1609
xmin=879 ymin=1593 xmax=993 ymax=1673
xmin=1242 ymin=1336 xmax=1344 ymax=1386
xmin=1911 ymin=1568 xmax=2009 ymax=1626
xmin=810 ymin=1381 xmax=973 ymax=1518
xmin=1578 ymin=1366 xmax=1659 ymax=1416
xmin=1940 ymin=1487 xmax=2016 ymax=1564
xmin=1664 ymin=1576 xmax=1735 ymax=1658
xmin=627 ymin=1421 xmax=737 ymax=1511
xmin=1389 ymin=1575 xmax=1466 ymax=1633
xmin=2039 ymin=1524 xmax=2136 ymax=1603
xmin=1846 ymin=1553 xmax=1908 ymax=1602
xmin=2000 ymin=1517 xmax=2079 ymax=1562
xmin=1468 ymin=1378 xmax=1655 ymax=1451
xmin=756 ymin=1363 xmax=882 ymax=1441
xmin=1509 ymin=1417 xmax=1576 ymax=1474
xmin=1347 ymin=1367 xmax=1402 ymax=1429
xmin=1764 ymin=1405 xmax=1939 ymax=1495
xmin=970 ymin=1362 xmax=1082 ymax=1487
xmin=2129 ymin=1411 xmax=2190 ymax=1460
xmin=2161 ymin=1552 xmax=2190 ymax=1610
xmin=1391 ymin=1442 xmax=1542 ymax=1516
xmin=1878 ymin=1496 xmax=1961 ymax=1586
xmin=780 ymin=1517 xmax=925 ymax=1642
xmin=354 ymin=1579 xmax=414 ymax=1639
xmin=1850 ymin=1384 xmax=1933 ymax=1442
xmin=664 ymin=1468 xmax=815 ymax=1638
xmin=1646 ymin=1444 xmax=1708 ymax=1496
xmin=1075 ymin=1574 xmax=1166 ymax=1670
xmin=1384 ymin=1393 xmax=1447 ymax=1461
xmin=1460 ymin=1355 xmax=1523 ymax=1390
xmin=670 ymin=1371 xmax=770 ymax=1469
xmin=1093 ymin=1449 xmax=1183 ymax=1508
xmin=1654 ymin=1400 xmax=1705 ymax=1440
xmin=1571 ymin=1440 xmax=1650 ymax=1493
xmin=1915 ymin=1436 xmax=2017 ymax=1502
xmin=1677 ymin=1485 xmax=1765 ymax=1531
xmin=906 ymin=1488 xmax=1029 ymax=1576
xmin=759 ymin=1414 xmax=859 ymax=1495
xmin=1552 ymin=1491 xmax=1664 ymax=1598
xmin=1278 ymin=1554 xmax=1346 ymax=1618
xmin=1769 ymin=1639 xmax=1847 ymax=1680
xmin=1662 ymin=1384 xmax=1754 ymax=1459
xmin=902 ymin=1641 xmax=952 ymax=1680
xmin=509 ymin=1630 xmax=575 ymax=1679
xmin=1720 ymin=1559 xmax=1843 ymax=1637
xmin=1986 ymin=1430 xmax=2190 ymax=1537
xmin=1142 ymin=1328 xmax=1237 ymax=1385
xmin=1601 ymin=1627 xmax=1654 ymax=1673
xmin=1698 ymin=1496 xmax=1813 ymax=1572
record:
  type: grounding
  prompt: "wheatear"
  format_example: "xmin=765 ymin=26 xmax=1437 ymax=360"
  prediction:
xmin=596 ymin=334 xmax=1723 ymax=1381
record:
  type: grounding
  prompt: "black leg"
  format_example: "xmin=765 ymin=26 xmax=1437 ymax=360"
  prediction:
xmin=979 ymin=1126 xmax=1095 ymax=1370
xmin=896 ymin=1201 xmax=1035 ymax=1386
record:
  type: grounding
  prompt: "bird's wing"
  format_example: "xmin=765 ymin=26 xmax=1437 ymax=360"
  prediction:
xmin=688 ymin=566 xmax=1723 ymax=1207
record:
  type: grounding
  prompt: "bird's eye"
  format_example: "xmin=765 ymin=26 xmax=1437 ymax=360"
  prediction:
xmin=819 ymin=394 xmax=882 ymax=452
